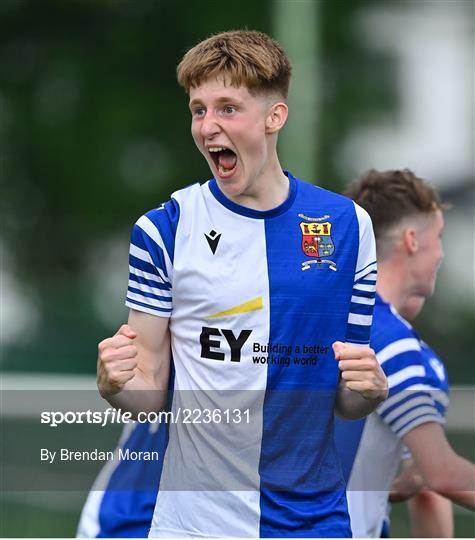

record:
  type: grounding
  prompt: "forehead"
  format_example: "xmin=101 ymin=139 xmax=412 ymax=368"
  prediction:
xmin=188 ymin=76 xmax=261 ymax=105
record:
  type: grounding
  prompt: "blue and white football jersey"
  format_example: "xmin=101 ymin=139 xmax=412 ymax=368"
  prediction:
xmin=334 ymin=293 xmax=449 ymax=538
xmin=112 ymin=171 xmax=376 ymax=538
xmin=77 ymin=421 xmax=168 ymax=538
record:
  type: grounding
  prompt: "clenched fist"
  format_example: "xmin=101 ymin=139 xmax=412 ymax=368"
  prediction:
xmin=97 ymin=324 xmax=138 ymax=397
xmin=333 ymin=341 xmax=388 ymax=401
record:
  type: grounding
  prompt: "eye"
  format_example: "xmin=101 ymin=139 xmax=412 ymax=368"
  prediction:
xmin=223 ymin=105 xmax=236 ymax=114
xmin=192 ymin=107 xmax=205 ymax=117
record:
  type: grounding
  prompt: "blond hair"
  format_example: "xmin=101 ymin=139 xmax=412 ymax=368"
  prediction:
xmin=177 ymin=30 xmax=292 ymax=98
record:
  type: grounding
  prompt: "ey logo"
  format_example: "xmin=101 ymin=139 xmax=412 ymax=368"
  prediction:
xmin=200 ymin=327 xmax=252 ymax=363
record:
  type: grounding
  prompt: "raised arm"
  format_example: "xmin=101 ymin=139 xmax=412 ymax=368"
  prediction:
xmin=97 ymin=309 xmax=171 ymax=416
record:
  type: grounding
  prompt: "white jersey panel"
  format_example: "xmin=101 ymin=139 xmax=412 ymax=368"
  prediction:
xmin=150 ymin=490 xmax=261 ymax=538
xmin=150 ymin=183 xmax=269 ymax=538
xmin=345 ymin=413 xmax=402 ymax=538
xmin=168 ymin=182 xmax=270 ymax=392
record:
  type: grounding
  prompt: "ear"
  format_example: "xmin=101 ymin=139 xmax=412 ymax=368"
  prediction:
xmin=402 ymin=227 xmax=418 ymax=254
xmin=265 ymin=102 xmax=288 ymax=134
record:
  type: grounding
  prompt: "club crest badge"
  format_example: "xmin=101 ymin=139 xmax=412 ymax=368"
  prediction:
xmin=298 ymin=213 xmax=337 ymax=271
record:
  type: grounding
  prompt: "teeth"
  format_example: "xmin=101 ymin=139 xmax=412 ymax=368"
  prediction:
xmin=218 ymin=164 xmax=235 ymax=175
xmin=209 ymin=147 xmax=225 ymax=152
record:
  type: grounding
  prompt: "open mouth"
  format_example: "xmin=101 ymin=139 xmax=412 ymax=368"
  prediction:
xmin=208 ymin=146 xmax=237 ymax=177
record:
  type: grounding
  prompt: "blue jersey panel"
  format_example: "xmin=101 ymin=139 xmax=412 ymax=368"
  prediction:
xmin=333 ymin=417 xmax=366 ymax=484
xmin=95 ymin=365 xmax=176 ymax=538
xmin=258 ymin=179 xmax=359 ymax=537
xmin=97 ymin=423 xmax=166 ymax=537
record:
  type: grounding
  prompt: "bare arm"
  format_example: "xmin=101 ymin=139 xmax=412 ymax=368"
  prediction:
xmin=97 ymin=309 xmax=171 ymax=416
xmin=390 ymin=457 xmax=454 ymax=537
xmin=334 ymin=342 xmax=388 ymax=419
xmin=403 ymin=422 xmax=475 ymax=510
xmin=408 ymin=489 xmax=453 ymax=538
xmin=389 ymin=458 xmax=424 ymax=502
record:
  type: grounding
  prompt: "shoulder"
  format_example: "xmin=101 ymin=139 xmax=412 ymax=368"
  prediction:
xmin=135 ymin=181 xmax=207 ymax=230
xmin=295 ymin=178 xmax=373 ymax=237
xmin=371 ymin=301 xmax=421 ymax=364
xmin=297 ymin=179 xmax=368 ymax=214
xmin=296 ymin=178 xmax=356 ymax=209
xmin=170 ymin=181 xmax=206 ymax=207
xmin=373 ymin=303 xmax=416 ymax=348
xmin=130 ymin=182 xmax=207 ymax=263
xmin=372 ymin=304 xmax=424 ymax=374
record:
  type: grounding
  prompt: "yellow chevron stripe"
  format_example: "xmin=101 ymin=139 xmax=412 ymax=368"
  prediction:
xmin=206 ymin=296 xmax=263 ymax=319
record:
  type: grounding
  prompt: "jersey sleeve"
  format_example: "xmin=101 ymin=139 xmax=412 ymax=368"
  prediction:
xmin=125 ymin=199 xmax=180 ymax=317
xmin=375 ymin=339 xmax=448 ymax=438
xmin=345 ymin=203 xmax=377 ymax=346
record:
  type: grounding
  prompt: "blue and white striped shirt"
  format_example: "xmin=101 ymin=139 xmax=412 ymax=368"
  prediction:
xmin=335 ymin=293 xmax=449 ymax=537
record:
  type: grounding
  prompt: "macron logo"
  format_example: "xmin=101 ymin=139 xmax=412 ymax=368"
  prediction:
xmin=205 ymin=230 xmax=221 ymax=254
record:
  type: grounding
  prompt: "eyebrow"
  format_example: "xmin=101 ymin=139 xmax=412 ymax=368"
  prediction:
xmin=189 ymin=96 xmax=245 ymax=109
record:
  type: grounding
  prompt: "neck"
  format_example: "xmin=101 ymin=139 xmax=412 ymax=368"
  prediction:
xmin=376 ymin=257 xmax=413 ymax=314
xmin=229 ymin=158 xmax=289 ymax=211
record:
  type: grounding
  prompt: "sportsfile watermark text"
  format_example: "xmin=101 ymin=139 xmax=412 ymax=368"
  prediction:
xmin=41 ymin=407 xmax=251 ymax=427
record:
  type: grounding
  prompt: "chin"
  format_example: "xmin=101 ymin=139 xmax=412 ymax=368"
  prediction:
xmin=401 ymin=296 xmax=427 ymax=321
xmin=216 ymin=177 xmax=246 ymax=198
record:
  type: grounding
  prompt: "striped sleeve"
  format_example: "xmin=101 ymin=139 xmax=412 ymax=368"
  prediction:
xmin=375 ymin=338 xmax=447 ymax=438
xmin=125 ymin=199 xmax=180 ymax=317
xmin=345 ymin=204 xmax=377 ymax=345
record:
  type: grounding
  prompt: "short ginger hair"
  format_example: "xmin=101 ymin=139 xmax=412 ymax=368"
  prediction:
xmin=176 ymin=30 xmax=292 ymax=99
xmin=344 ymin=169 xmax=447 ymax=259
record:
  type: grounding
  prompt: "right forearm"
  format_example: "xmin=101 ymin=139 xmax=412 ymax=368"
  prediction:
xmin=434 ymin=487 xmax=475 ymax=511
xmin=96 ymin=320 xmax=171 ymax=418
xmin=404 ymin=423 xmax=475 ymax=511
xmin=99 ymin=372 xmax=168 ymax=419
xmin=424 ymin=455 xmax=475 ymax=510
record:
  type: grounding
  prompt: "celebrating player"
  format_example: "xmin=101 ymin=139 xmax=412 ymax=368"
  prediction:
xmin=334 ymin=168 xmax=475 ymax=538
xmin=93 ymin=30 xmax=387 ymax=538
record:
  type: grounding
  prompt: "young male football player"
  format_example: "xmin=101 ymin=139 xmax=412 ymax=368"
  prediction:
xmin=334 ymin=169 xmax=475 ymax=538
xmin=94 ymin=30 xmax=388 ymax=538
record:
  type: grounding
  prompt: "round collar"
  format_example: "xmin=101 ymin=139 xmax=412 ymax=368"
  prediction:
xmin=208 ymin=171 xmax=298 ymax=219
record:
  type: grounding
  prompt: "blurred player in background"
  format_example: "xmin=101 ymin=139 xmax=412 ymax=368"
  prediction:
xmin=389 ymin=448 xmax=454 ymax=537
xmin=77 ymin=422 xmax=166 ymax=537
xmin=334 ymin=168 xmax=475 ymax=537
xmin=90 ymin=29 xmax=389 ymax=538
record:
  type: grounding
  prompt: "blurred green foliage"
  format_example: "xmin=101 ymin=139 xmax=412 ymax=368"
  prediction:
xmin=1 ymin=0 xmax=273 ymax=372
xmin=0 ymin=0 xmax=473 ymax=383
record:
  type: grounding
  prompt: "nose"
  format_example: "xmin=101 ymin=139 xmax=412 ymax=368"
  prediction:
xmin=200 ymin=111 xmax=221 ymax=139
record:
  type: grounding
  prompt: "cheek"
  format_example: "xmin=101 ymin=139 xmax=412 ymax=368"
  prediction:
xmin=244 ymin=134 xmax=267 ymax=159
xmin=190 ymin=126 xmax=206 ymax=154
xmin=431 ymin=252 xmax=442 ymax=276
xmin=433 ymin=242 xmax=444 ymax=266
